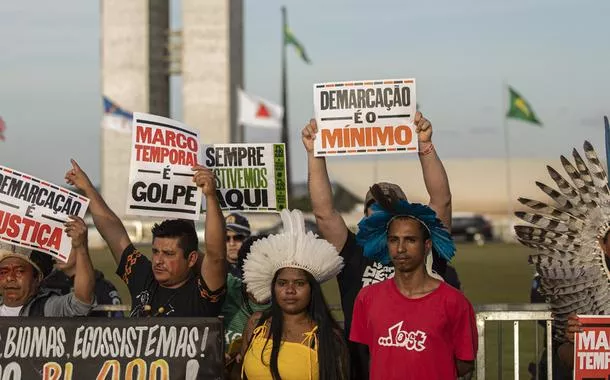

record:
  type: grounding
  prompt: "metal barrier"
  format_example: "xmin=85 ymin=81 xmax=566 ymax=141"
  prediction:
xmin=475 ymin=303 xmax=553 ymax=380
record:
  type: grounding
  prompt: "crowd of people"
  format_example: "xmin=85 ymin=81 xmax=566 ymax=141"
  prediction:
xmin=0 ymin=111 xmax=496 ymax=379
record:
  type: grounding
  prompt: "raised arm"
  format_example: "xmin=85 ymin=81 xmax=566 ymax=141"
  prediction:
xmin=65 ymin=215 xmax=95 ymax=304
xmin=302 ymin=119 xmax=348 ymax=251
xmin=415 ymin=112 xmax=452 ymax=231
xmin=65 ymin=159 xmax=131 ymax=263
xmin=193 ymin=166 xmax=226 ymax=291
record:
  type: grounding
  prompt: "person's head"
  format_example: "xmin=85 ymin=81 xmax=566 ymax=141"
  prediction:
xmin=263 ymin=268 xmax=345 ymax=380
xmin=363 ymin=182 xmax=407 ymax=216
xmin=225 ymin=213 xmax=251 ymax=264
xmin=0 ymin=247 xmax=53 ymax=307
xmin=357 ymin=187 xmax=455 ymax=270
xmin=151 ymin=219 xmax=199 ymax=287
xmin=236 ymin=234 xmax=268 ymax=282
xmin=387 ymin=216 xmax=432 ymax=274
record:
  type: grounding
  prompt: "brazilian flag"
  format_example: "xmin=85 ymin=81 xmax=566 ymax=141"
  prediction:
xmin=284 ymin=26 xmax=311 ymax=64
xmin=506 ymin=86 xmax=542 ymax=126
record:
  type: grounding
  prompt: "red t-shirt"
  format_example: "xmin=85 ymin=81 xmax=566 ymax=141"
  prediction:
xmin=350 ymin=280 xmax=477 ymax=380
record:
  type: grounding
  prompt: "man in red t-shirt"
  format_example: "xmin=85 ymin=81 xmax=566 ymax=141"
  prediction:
xmin=349 ymin=189 xmax=477 ymax=380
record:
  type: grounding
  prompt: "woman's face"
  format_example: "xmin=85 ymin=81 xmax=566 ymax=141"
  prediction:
xmin=274 ymin=268 xmax=311 ymax=315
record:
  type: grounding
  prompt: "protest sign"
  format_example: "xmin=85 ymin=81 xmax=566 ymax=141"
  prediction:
xmin=126 ymin=113 xmax=202 ymax=220
xmin=0 ymin=317 xmax=223 ymax=380
xmin=574 ymin=315 xmax=610 ymax=379
xmin=202 ymin=143 xmax=287 ymax=212
xmin=0 ymin=166 xmax=89 ymax=262
xmin=313 ymin=78 xmax=417 ymax=157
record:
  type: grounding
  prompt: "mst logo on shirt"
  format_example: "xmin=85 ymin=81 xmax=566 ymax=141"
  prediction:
xmin=362 ymin=262 xmax=395 ymax=287
xmin=378 ymin=321 xmax=427 ymax=352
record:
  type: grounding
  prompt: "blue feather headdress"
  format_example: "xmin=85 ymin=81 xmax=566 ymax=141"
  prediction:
xmin=356 ymin=185 xmax=455 ymax=265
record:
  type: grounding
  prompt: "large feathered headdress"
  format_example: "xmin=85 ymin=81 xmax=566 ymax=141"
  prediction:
xmin=242 ymin=209 xmax=344 ymax=302
xmin=515 ymin=141 xmax=610 ymax=342
xmin=356 ymin=184 xmax=455 ymax=266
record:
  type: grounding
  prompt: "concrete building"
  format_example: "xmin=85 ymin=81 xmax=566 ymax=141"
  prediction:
xmin=100 ymin=0 xmax=242 ymax=218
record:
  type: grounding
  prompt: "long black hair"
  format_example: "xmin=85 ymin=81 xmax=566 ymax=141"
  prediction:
xmin=257 ymin=268 xmax=348 ymax=380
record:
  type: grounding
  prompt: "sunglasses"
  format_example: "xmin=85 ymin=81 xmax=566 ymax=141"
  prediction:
xmin=226 ymin=234 xmax=246 ymax=243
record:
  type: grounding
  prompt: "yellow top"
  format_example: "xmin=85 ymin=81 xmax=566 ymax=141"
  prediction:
xmin=242 ymin=323 xmax=319 ymax=380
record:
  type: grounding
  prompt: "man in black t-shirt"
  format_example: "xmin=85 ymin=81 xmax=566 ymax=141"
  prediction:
xmin=302 ymin=111 xmax=455 ymax=379
xmin=65 ymin=160 xmax=226 ymax=318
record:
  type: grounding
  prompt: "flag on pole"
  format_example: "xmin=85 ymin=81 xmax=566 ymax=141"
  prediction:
xmin=238 ymin=89 xmax=284 ymax=128
xmin=0 ymin=117 xmax=5 ymax=141
xmin=506 ymin=86 xmax=542 ymax=126
xmin=102 ymin=96 xmax=133 ymax=133
xmin=284 ymin=26 xmax=311 ymax=64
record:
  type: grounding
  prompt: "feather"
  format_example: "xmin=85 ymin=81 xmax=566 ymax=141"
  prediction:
xmin=583 ymin=141 xmax=610 ymax=196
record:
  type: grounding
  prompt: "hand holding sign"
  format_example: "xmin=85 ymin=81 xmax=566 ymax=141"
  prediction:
xmin=192 ymin=166 xmax=217 ymax=198
xmin=301 ymin=119 xmax=318 ymax=153
xmin=65 ymin=216 xmax=88 ymax=249
xmin=567 ymin=313 xmax=583 ymax=343
xmin=65 ymin=159 xmax=94 ymax=192
xmin=414 ymin=111 xmax=433 ymax=144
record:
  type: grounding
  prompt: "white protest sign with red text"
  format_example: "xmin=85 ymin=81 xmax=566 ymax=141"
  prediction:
xmin=126 ymin=113 xmax=202 ymax=220
xmin=313 ymin=78 xmax=417 ymax=157
xmin=574 ymin=315 xmax=610 ymax=379
xmin=0 ymin=166 xmax=90 ymax=262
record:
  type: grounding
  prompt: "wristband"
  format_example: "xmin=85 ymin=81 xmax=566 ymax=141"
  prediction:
xmin=419 ymin=143 xmax=434 ymax=156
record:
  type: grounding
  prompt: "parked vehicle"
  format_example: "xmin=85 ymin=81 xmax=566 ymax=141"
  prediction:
xmin=451 ymin=213 xmax=494 ymax=245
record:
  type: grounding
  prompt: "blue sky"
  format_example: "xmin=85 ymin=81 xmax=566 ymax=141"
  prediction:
xmin=1 ymin=0 xmax=608 ymax=186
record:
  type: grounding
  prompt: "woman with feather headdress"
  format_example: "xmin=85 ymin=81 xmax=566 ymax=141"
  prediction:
xmin=239 ymin=209 xmax=348 ymax=380
xmin=514 ymin=140 xmax=610 ymax=373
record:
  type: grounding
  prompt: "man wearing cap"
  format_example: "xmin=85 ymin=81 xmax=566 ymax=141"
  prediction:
xmin=0 ymin=216 xmax=96 ymax=317
xmin=65 ymin=160 xmax=227 ymax=318
xmin=225 ymin=213 xmax=251 ymax=278
xmin=302 ymin=111 xmax=454 ymax=378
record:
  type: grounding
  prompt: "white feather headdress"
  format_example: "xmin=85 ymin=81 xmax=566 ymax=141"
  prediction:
xmin=242 ymin=209 xmax=344 ymax=302
xmin=515 ymin=141 xmax=610 ymax=342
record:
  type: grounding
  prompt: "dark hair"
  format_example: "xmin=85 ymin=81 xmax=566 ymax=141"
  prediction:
xmin=30 ymin=250 xmax=54 ymax=279
xmin=390 ymin=216 xmax=431 ymax=241
xmin=151 ymin=219 xmax=198 ymax=258
xmin=236 ymin=234 xmax=269 ymax=280
xmin=257 ymin=269 xmax=348 ymax=380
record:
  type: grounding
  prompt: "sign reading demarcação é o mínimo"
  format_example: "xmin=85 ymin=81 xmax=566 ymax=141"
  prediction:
xmin=0 ymin=166 xmax=89 ymax=262
xmin=313 ymin=78 xmax=417 ymax=157
xmin=126 ymin=113 xmax=202 ymax=221
xmin=0 ymin=317 xmax=223 ymax=380
xmin=202 ymin=143 xmax=287 ymax=212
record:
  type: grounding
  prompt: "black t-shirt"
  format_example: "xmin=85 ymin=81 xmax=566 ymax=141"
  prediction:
xmin=116 ymin=245 xmax=226 ymax=318
xmin=42 ymin=269 xmax=123 ymax=317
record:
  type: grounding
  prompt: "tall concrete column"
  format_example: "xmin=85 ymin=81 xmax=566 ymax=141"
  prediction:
xmin=100 ymin=0 xmax=169 ymax=218
xmin=182 ymin=0 xmax=243 ymax=143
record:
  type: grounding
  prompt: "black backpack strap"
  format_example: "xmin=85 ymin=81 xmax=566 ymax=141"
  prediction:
xmin=27 ymin=296 xmax=48 ymax=317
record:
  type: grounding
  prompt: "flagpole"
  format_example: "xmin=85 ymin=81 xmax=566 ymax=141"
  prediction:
xmin=281 ymin=6 xmax=292 ymax=204
xmin=503 ymin=81 xmax=513 ymax=240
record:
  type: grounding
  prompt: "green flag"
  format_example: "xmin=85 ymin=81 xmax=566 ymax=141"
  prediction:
xmin=284 ymin=26 xmax=311 ymax=64
xmin=506 ymin=86 xmax=542 ymax=126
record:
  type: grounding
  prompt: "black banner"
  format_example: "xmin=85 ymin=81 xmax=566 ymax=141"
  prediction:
xmin=0 ymin=317 xmax=223 ymax=380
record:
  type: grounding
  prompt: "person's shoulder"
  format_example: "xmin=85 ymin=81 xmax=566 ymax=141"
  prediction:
xmin=359 ymin=278 xmax=391 ymax=298
xmin=227 ymin=273 xmax=242 ymax=289
xmin=438 ymin=282 xmax=473 ymax=307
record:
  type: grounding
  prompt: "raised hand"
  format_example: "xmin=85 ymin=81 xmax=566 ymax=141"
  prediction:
xmin=414 ymin=111 xmax=433 ymax=144
xmin=301 ymin=119 xmax=318 ymax=153
xmin=192 ymin=165 xmax=217 ymax=197
xmin=65 ymin=215 xmax=88 ymax=248
xmin=65 ymin=159 xmax=94 ymax=192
